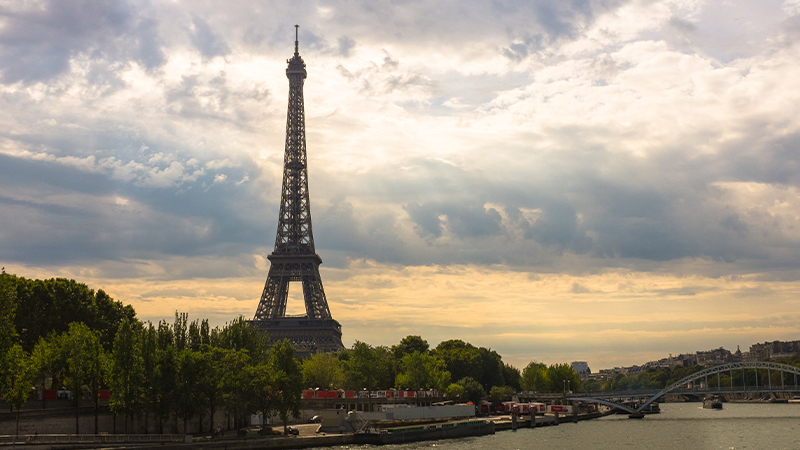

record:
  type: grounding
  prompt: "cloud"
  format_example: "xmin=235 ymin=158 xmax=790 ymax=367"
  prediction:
xmin=0 ymin=0 xmax=166 ymax=83
xmin=2 ymin=0 xmax=800 ymax=368
xmin=190 ymin=17 xmax=231 ymax=60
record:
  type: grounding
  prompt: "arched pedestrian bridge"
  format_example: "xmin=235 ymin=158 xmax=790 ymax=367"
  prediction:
xmin=569 ymin=361 xmax=800 ymax=415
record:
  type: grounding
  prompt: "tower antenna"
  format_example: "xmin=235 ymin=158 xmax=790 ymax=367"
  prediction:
xmin=294 ymin=24 xmax=299 ymax=55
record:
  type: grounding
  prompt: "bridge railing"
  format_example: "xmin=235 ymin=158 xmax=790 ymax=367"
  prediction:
xmin=574 ymin=385 xmax=800 ymax=399
xmin=0 ymin=434 xmax=187 ymax=445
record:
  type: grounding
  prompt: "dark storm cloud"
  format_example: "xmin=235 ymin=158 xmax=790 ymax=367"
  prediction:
xmin=0 ymin=149 xmax=270 ymax=267
xmin=524 ymin=200 xmax=592 ymax=253
xmin=0 ymin=0 xmax=166 ymax=83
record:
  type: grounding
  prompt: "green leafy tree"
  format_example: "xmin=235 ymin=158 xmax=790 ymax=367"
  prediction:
xmin=153 ymin=321 xmax=177 ymax=433
xmin=0 ymin=270 xmax=17 ymax=371
xmin=219 ymin=349 xmax=253 ymax=430
xmin=392 ymin=335 xmax=430 ymax=360
xmin=109 ymin=319 xmax=143 ymax=433
xmin=269 ymin=340 xmax=303 ymax=434
xmin=546 ymin=363 xmax=580 ymax=394
xmin=395 ymin=351 xmax=451 ymax=391
xmin=340 ymin=341 xmax=394 ymax=390
xmin=302 ymin=351 xmax=344 ymax=390
xmin=489 ymin=385 xmax=515 ymax=405
xmin=173 ymin=312 xmax=188 ymax=351
xmin=478 ymin=348 xmax=505 ymax=390
xmin=59 ymin=322 xmax=104 ymax=434
xmin=214 ymin=316 xmax=270 ymax=363
xmin=247 ymin=362 xmax=275 ymax=431
xmin=140 ymin=323 xmax=158 ymax=433
xmin=445 ymin=383 xmax=465 ymax=398
xmin=88 ymin=336 xmax=107 ymax=433
xmin=201 ymin=347 xmax=226 ymax=434
xmin=456 ymin=376 xmax=484 ymax=406
xmin=30 ymin=338 xmax=56 ymax=409
xmin=2 ymin=344 xmax=35 ymax=436
xmin=502 ymin=363 xmax=521 ymax=391
xmin=12 ymin=276 xmax=135 ymax=352
xmin=581 ymin=379 xmax=603 ymax=392
xmin=520 ymin=361 xmax=549 ymax=392
xmin=175 ymin=349 xmax=210 ymax=433
xmin=433 ymin=340 xmax=483 ymax=384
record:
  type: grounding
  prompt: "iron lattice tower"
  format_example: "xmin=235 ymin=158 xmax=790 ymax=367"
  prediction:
xmin=252 ymin=26 xmax=343 ymax=354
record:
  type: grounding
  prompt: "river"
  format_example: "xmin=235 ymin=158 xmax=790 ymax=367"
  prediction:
xmin=321 ymin=403 xmax=800 ymax=450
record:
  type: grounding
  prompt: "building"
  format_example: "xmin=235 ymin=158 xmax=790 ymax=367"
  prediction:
xmin=571 ymin=361 xmax=591 ymax=379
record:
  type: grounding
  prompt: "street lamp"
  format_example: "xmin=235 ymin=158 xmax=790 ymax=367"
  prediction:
xmin=563 ymin=379 xmax=566 ymax=396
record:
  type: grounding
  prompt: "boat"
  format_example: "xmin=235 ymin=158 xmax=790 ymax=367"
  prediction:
xmin=703 ymin=396 xmax=723 ymax=410
xmin=353 ymin=419 xmax=495 ymax=445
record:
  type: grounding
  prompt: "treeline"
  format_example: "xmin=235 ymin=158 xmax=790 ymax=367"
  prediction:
xmin=518 ymin=361 xmax=582 ymax=394
xmin=2 ymin=311 xmax=301 ymax=436
xmin=301 ymin=335 xmax=525 ymax=406
xmin=0 ymin=271 xmax=587 ymax=435
xmin=0 ymin=271 xmax=135 ymax=352
xmin=0 ymin=272 xmax=302 ymax=435
xmin=300 ymin=336 xmax=581 ymax=405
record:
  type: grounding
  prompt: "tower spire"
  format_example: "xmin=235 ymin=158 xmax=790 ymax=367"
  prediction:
xmin=294 ymin=24 xmax=299 ymax=56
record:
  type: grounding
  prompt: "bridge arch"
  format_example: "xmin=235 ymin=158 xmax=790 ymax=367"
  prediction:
xmin=569 ymin=361 xmax=800 ymax=415
xmin=635 ymin=361 xmax=800 ymax=412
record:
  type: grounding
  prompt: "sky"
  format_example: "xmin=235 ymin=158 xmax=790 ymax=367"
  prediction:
xmin=2 ymin=0 xmax=800 ymax=371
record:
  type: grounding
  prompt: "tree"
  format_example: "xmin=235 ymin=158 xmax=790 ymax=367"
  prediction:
xmin=395 ymin=351 xmax=451 ymax=391
xmin=30 ymin=338 xmax=56 ymax=410
xmin=445 ymin=383 xmax=465 ymax=399
xmin=546 ymin=363 xmax=580 ymax=394
xmin=502 ymin=363 xmax=521 ymax=391
xmin=2 ymin=344 xmax=35 ymax=436
xmin=87 ymin=335 xmax=107 ymax=433
xmin=433 ymin=340 xmax=483 ymax=384
xmin=269 ymin=340 xmax=303 ymax=435
xmin=175 ymin=349 xmax=209 ymax=433
xmin=59 ymin=322 xmax=104 ymax=434
xmin=201 ymin=347 xmax=225 ymax=434
xmin=214 ymin=316 xmax=269 ymax=363
xmin=153 ymin=321 xmax=177 ymax=433
xmin=340 ymin=341 xmax=394 ymax=390
xmin=109 ymin=319 xmax=143 ymax=433
xmin=0 ymin=270 xmax=17 ymax=370
xmin=520 ymin=361 xmax=548 ymax=392
xmin=11 ymin=276 xmax=135 ymax=352
xmin=478 ymin=348 xmax=505 ymax=391
xmin=247 ymin=362 xmax=275 ymax=432
xmin=581 ymin=379 xmax=603 ymax=392
xmin=489 ymin=385 xmax=515 ymax=405
xmin=456 ymin=376 xmax=484 ymax=406
xmin=140 ymin=323 xmax=158 ymax=434
xmin=302 ymin=351 xmax=344 ymax=390
xmin=219 ymin=349 xmax=253 ymax=430
xmin=392 ymin=335 xmax=429 ymax=360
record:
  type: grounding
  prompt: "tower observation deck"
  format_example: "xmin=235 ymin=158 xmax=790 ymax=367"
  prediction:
xmin=251 ymin=26 xmax=344 ymax=355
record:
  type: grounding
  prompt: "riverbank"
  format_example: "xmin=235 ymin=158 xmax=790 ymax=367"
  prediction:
xmin=0 ymin=412 xmax=608 ymax=450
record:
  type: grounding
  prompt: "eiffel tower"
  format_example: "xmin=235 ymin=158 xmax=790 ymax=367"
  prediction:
xmin=252 ymin=26 xmax=344 ymax=355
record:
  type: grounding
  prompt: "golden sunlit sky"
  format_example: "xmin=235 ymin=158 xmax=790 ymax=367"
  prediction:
xmin=2 ymin=0 xmax=800 ymax=370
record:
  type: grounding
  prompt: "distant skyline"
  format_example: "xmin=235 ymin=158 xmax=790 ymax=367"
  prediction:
xmin=2 ymin=0 xmax=800 ymax=370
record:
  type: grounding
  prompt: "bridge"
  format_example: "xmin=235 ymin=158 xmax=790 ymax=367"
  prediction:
xmin=569 ymin=361 xmax=800 ymax=416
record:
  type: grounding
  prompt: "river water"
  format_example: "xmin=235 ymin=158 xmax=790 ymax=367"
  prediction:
xmin=326 ymin=403 xmax=800 ymax=450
